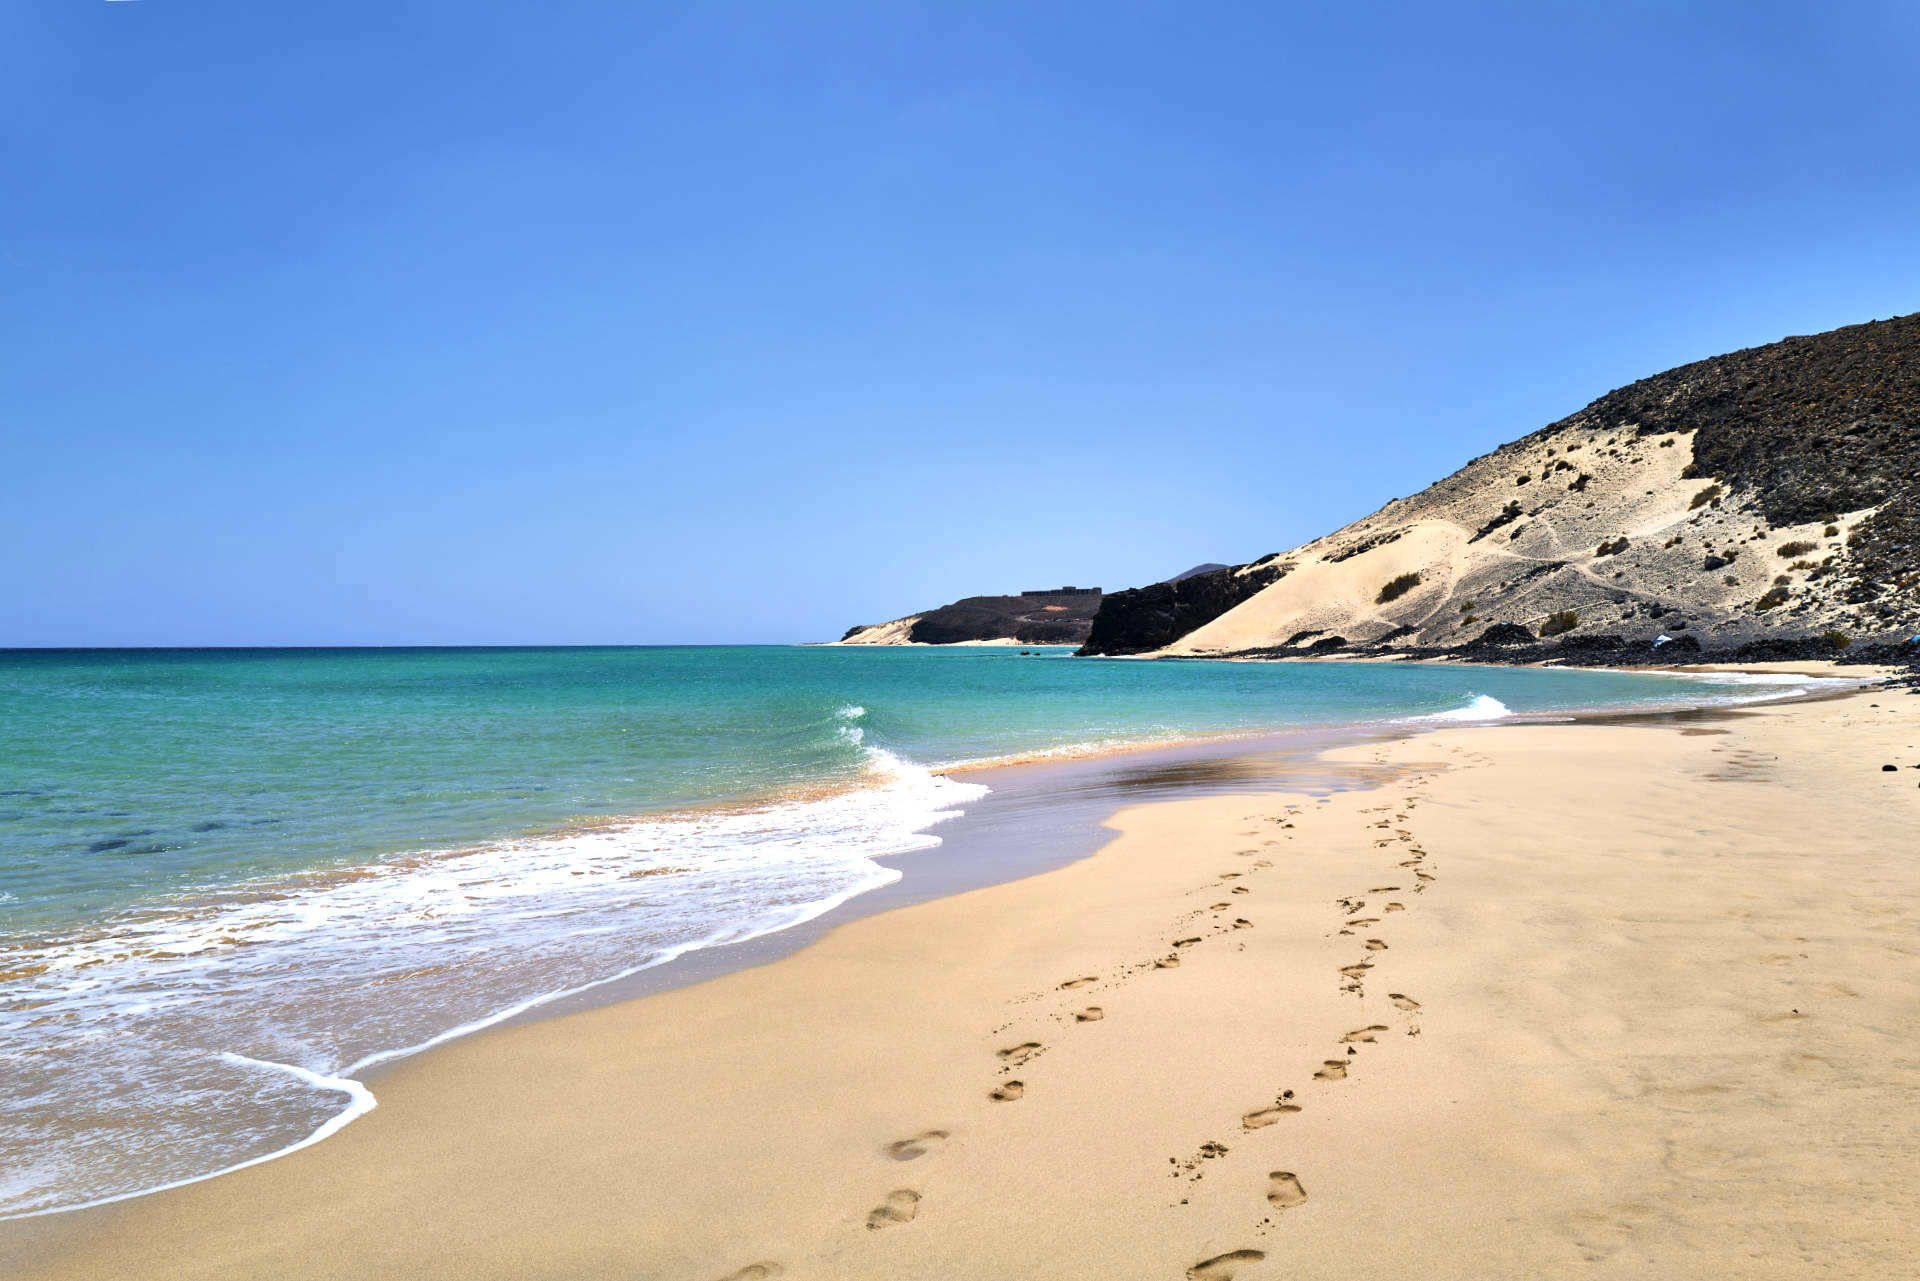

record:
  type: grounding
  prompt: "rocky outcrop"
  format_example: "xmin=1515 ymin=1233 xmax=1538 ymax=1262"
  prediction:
xmin=1077 ymin=558 xmax=1289 ymax=655
xmin=1081 ymin=313 xmax=1920 ymax=657
xmin=835 ymin=588 xmax=1104 ymax=646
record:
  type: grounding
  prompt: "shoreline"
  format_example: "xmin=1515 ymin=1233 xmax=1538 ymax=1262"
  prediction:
xmin=5 ymin=665 xmax=1915 ymax=1277
xmin=0 ymin=665 xmax=1877 ymax=1231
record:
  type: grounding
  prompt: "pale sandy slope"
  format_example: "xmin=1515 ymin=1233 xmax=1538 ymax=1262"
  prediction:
xmin=6 ymin=674 xmax=1918 ymax=1280
xmin=1162 ymin=427 xmax=1878 ymax=655
xmin=835 ymin=616 xmax=922 ymax=645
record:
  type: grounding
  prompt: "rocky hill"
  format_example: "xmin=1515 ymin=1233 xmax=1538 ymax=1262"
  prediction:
xmin=1081 ymin=313 xmax=1920 ymax=658
xmin=836 ymin=587 xmax=1104 ymax=646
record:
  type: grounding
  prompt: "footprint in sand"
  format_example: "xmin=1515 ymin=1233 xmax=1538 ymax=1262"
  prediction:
xmin=1368 ymin=886 xmax=1401 ymax=893
xmin=1341 ymin=1025 xmax=1389 ymax=1043
xmin=884 ymin=1130 xmax=949 ymax=1161
xmin=1364 ymin=939 xmax=1388 ymax=951
xmin=1232 ymin=886 xmax=1250 ymax=895
xmin=1415 ymin=871 xmax=1435 ymax=882
xmin=1232 ymin=918 xmax=1254 ymax=930
xmin=1187 ymin=1249 xmax=1266 ymax=1279
xmin=1058 ymin=976 xmax=1097 ymax=990
xmin=1389 ymin=993 xmax=1421 ymax=1011
xmin=998 ymin=1042 xmax=1042 ymax=1066
xmin=1241 ymin=1100 xmax=1301 ymax=1129
xmin=1253 ymin=860 xmax=1272 ymax=868
xmin=989 ymin=1080 xmax=1025 ymax=1102
xmin=1338 ymin=962 xmax=1372 ymax=978
xmin=1155 ymin=955 xmax=1182 ymax=969
xmin=1384 ymin=903 xmax=1406 ymax=913
xmin=715 ymin=1264 xmax=784 ymax=1281
xmin=1210 ymin=903 xmax=1231 ymax=911
xmin=1314 ymin=1060 xmax=1348 ymax=1081
xmin=1266 ymin=1171 xmax=1308 ymax=1209
xmin=1174 ymin=937 xmax=1203 ymax=949
xmin=1074 ymin=1007 xmax=1104 ymax=1022
xmin=866 ymin=1190 xmax=921 ymax=1230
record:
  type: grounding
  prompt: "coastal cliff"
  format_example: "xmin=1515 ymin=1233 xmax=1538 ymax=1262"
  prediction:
xmin=1080 ymin=313 xmax=1920 ymax=658
xmin=836 ymin=587 xmax=1104 ymax=646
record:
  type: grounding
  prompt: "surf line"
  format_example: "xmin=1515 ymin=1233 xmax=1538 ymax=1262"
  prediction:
xmin=0 ymin=861 xmax=914 ymax=1222
xmin=0 ymin=1056 xmax=375 ymax=1222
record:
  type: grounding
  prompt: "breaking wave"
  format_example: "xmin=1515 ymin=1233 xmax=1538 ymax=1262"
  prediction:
xmin=0 ymin=746 xmax=986 ymax=1219
xmin=1428 ymin=693 xmax=1514 ymax=721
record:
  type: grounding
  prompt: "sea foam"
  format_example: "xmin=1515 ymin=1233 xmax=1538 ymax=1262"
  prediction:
xmin=0 ymin=747 xmax=985 ymax=1219
xmin=1429 ymin=693 xmax=1514 ymax=721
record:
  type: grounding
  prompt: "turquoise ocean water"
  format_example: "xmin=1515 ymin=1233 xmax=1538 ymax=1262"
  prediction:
xmin=0 ymin=645 xmax=1841 ymax=1216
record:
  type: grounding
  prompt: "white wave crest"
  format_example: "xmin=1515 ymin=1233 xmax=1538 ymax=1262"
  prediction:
xmin=1430 ymin=693 xmax=1513 ymax=721
xmin=0 ymin=748 xmax=987 ymax=1219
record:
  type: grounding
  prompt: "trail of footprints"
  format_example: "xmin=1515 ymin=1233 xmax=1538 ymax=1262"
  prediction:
xmin=718 ymin=775 xmax=1449 ymax=1278
xmin=1169 ymin=780 xmax=1439 ymax=1269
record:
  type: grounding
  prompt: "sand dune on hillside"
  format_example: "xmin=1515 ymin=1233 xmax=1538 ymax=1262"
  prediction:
xmin=1167 ymin=426 xmax=1874 ymax=655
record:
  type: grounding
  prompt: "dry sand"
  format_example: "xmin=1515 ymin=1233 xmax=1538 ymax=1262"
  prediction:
xmin=7 ymin=677 xmax=1920 ymax=1280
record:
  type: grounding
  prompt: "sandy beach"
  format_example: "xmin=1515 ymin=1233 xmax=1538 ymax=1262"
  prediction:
xmin=7 ymin=669 xmax=1919 ymax=1280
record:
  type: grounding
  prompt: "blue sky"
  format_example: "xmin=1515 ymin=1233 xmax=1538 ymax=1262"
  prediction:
xmin=6 ymin=1 xmax=1918 ymax=646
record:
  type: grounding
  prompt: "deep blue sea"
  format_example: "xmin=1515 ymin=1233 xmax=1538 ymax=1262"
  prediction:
xmin=0 ymin=645 xmax=1841 ymax=1217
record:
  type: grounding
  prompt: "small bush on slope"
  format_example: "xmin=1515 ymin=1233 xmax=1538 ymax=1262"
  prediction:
xmin=1375 ymin=572 xmax=1422 ymax=604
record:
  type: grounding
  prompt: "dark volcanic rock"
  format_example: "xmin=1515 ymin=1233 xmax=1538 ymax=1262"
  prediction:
xmin=1077 ymin=560 xmax=1287 ymax=656
xmin=908 ymin=591 xmax=1103 ymax=645
xmin=1531 ymin=311 xmax=1920 ymax=598
xmin=1475 ymin=623 xmax=1536 ymax=647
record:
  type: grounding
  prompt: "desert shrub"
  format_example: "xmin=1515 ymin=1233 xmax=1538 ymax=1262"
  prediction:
xmin=1569 ymin=473 xmax=1591 ymax=492
xmin=1659 ymin=438 xmax=1675 ymax=447
xmin=1776 ymin=540 xmax=1818 ymax=558
xmin=1457 ymin=600 xmax=1476 ymax=612
xmin=1375 ymin=572 xmax=1422 ymax=604
xmin=1754 ymin=586 xmax=1790 ymax=611
xmin=1540 ymin=610 xmax=1580 ymax=638
xmin=1824 ymin=525 xmax=1839 ymax=537
xmin=1595 ymin=536 xmax=1630 ymax=557
xmin=1690 ymin=485 xmax=1722 ymax=509
xmin=1789 ymin=560 xmax=1816 ymax=571
xmin=1822 ymin=630 xmax=1853 ymax=649
xmin=1773 ymin=575 xmax=1791 ymax=586
xmin=1724 ymin=577 xmax=1740 ymax=586
xmin=1460 ymin=615 xmax=1476 ymax=625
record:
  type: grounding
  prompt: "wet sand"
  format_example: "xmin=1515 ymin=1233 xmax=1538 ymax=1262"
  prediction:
xmin=6 ymin=673 xmax=1919 ymax=1279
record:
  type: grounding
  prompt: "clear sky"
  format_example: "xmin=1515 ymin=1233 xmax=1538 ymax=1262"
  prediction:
xmin=6 ymin=1 xmax=1918 ymax=646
